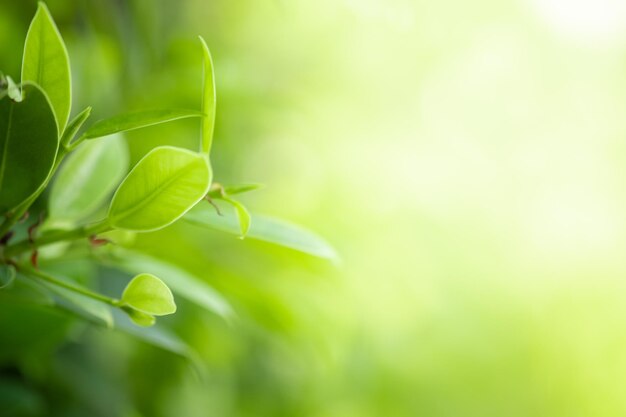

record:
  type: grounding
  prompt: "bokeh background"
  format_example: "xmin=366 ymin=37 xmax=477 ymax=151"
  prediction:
xmin=3 ymin=0 xmax=626 ymax=415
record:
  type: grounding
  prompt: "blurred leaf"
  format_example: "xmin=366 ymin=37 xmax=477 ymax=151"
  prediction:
xmin=36 ymin=277 xmax=113 ymax=328
xmin=5 ymin=75 xmax=22 ymax=102
xmin=0 ymin=83 xmax=58 ymax=214
xmin=199 ymin=36 xmax=216 ymax=155
xmin=108 ymin=146 xmax=211 ymax=231
xmin=83 ymin=109 xmax=204 ymax=139
xmin=219 ymin=196 xmax=251 ymax=238
xmin=0 ymin=379 xmax=45 ymax=417
xmin=49 ymin=134 xmax=128 ymax=222
xmin=21 ymin=2 xmax=71 ymax=133
xmin=0 ymin=265 xmax=16 ymax=289
xmin=121 ymin=273 xmax=176 ymax=316
xmin=185 ymin=205 xmax=338 ymax=261
xmin=111 ymin=249 xmax=233 ymax=319
xmin=207 ymin=183 xmax=264 ymax=198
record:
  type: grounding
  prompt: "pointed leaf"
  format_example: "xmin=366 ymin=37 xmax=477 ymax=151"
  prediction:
xmin=185 ymin=204 xmax=339 ymax=261
xmin=121 ymin=273 xmax=176 ymax=316
xmin=83 ymin=109 xmax=204 ymax=139
xmin=219 ymin=196 xmax=251 ymax=238
xmin=207 ymin=183 xmax=264 ymax=198
xmin=61 ymin=106 xmax=91 ymax=146
xmin=22 ymin=2 xmax=71 ymax=133
xmin=111 ymin=249 xmax=234 ymax=319
xmin=0 ymin=265 xmax=16 ymax=289
xmin=0 ymin=83 xmax=58 ymax=215
xmin=199 ymin=36 xmax=216 ymax=154
xmin=49 ymin=134 xmax=128 ymax=222
xmin=108 ymin=146 xmax=211 ymax=231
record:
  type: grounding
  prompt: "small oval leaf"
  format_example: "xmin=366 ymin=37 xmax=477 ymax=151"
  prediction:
xmin=0 ymin=83 xmax=58 ymax=215
xmin=22 ymin=2 xmax=72 ymax=133
xmin=121 ymin=273 xmax=176 ymax=316
xmin=108 ymin=146 xmax=211 ymax=231
xmin=83 ymin=109 xmax=204 ymax=139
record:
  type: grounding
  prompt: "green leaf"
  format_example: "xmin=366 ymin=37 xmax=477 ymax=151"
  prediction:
xmin=83 ymin=109 xmax=204 ymax=139
xmin=0 ymin=83 xmax=58 ymax=215
xmin=199 ymin=36 xmax=216 ymax=155
xmin=21 ymin=2 xmax=71 ymax=133
xmin=108 ymin=146 xmax=211 ymax=231
xmin=110 ymin=249 xmax=234 ymax=319
xmin=0 ymin=265 xmax=16 ymax=289
xmin=5 ymin=76 xmax=22 ymax=102
xmin=60 ymin=106 xmax=91 ymax=147
xmin=121 ymin=306 xmax=155 ymax=327
xmin=185 ymin=204 xmax=339 ymax=261
xmin=36 ymin=278 xmax=113 ymax=328
xmin=120 ymin=273 xmax=176 ymax=316
xmin=207 ymin=182 xmax=264 ymax=198
xmin=49 ymin=134 xmax=128 ymax=223
xmin=219 ymin=196 xmax=251 ymax=238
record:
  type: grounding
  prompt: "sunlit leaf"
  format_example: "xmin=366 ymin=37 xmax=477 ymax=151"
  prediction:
xmin=185 ymin=204 xmax=339 ymax=261
xmin=108 ymin=146 xmax=211 ymax=231
xmin=110 ymin=249 xmax=234 ymax=319
xmin=0 ymin=83 xmax=58 ymax=215
xmin=199 ymin=36 xmax=216 ymax=155
xmin=219 ymin=196 xmax=251 ymax=238
xmin=0 ymin=265 xmax=16 ymax=289
xmin=21 ymin=2 xmax=71 ymax=133
xmin=49 ymin=134 xmax=128 ymax=222
xmin=121 ymin=273 xmax=176 ymax=316
xmin=207 ymin=183 xmax=264 ymax=198
xmin=83 ymin=109 xmax=204 ymax=139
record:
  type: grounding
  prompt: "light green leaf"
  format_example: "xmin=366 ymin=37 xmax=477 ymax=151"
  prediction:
xmin=121 ymin=273 xmax=176 ymax=316
xmin=199 ymin=36 xmax=216 ymax=155
xmin=5 ymin=76 xmax=22 ymax=102
xmin=37 ymin=278 xmax=113 ymax=328
xmin=121 ymin=306 xmax=155 ymax=327
xmin=49 ymin=134 xmax=128 ymax=222
xmin=0 ymin=265 xmax=16 ymax=289
xmin=21 ymin=2 xmax=71 ymax=133
xmin=83 ymin=109 xmax=204 ymax=139
xmin=60 ymin=106 xmax=91 ymax=147
xmin=0 ymin=83 xmax=58 ymax=215
xmin=108 ymin=146 xmax=211 ymax=231
xmin=219 ymin=196 xmax=251 ymax=238
xmin=207 ymin=182 xmax=264 ymax=198
xmin=110 ymin=249 xmax=234 ymax=319
xmin=185 ymin=204 xmax=339 ymax=261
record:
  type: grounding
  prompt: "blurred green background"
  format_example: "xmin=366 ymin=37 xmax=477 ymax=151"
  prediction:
xmin=3 ymin=0 xmax=626 ymax=415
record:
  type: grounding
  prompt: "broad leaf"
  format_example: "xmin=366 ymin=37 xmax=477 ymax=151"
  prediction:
xmin=49 ymin=134 xmax=128 ymax=222
xmin=185 ymin=204 xmax=339 ymax=261
xmin=108 ymin=146 xmax=211 ymax=231
xmin=121 ymin=273 xmax=176 ymax=316
xmin=83 ymin=109 xmax=204 ymax=139
xmin=111 ymin=249 xmax=234 ymax=319
xmin=199 ymin=36 xmax=216 ymax=154
xmin=0 ymin=83 xmax=58 ymax=215
xmin=0 ymin=265 xmax=16 ymax=289
xmin=21 ymin=2 xmax=71 ymax=133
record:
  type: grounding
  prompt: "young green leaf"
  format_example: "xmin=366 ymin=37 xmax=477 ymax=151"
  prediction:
xmin=219 ymin=196 xmax=251 ymax=238
xmin=49 ymin=134 xmax=128 ymax=223
xmin=185 ymin=204 xmax=339 ymax=261
xmin=5 ymin=76 xmax=22 ymax=102
xmin=21 ymin=2 xmax=71 ymax=133
xmin=111 ymin=249 xmax=234 ymax=319
xmin=120 ymin=273 xmax=176 ymax=316
xmin=108 ymin=146 xmax=211 ymax=231
xmin=199 ymin=36 xmax=216 ymax=155
xmin=0 ymin=265 xmax=16 ymax=289
xmin=121 ymin=306 xmax=155 ymax=327
xmin=0 ymin=83 xmax=58 ymax=215
xmin=207 ymin=183 xmax=264 ymax=198
xmin=61 ymin=106 xmax=91 ymax=147
xmin=83 ymin=109 xmax=204 ymax=139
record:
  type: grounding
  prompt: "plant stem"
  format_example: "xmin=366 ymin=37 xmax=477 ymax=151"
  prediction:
xmin=24 ymin=267 xmax=119 ymax=306
xmin=3 ymin=219 xmax=112 ymax=259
